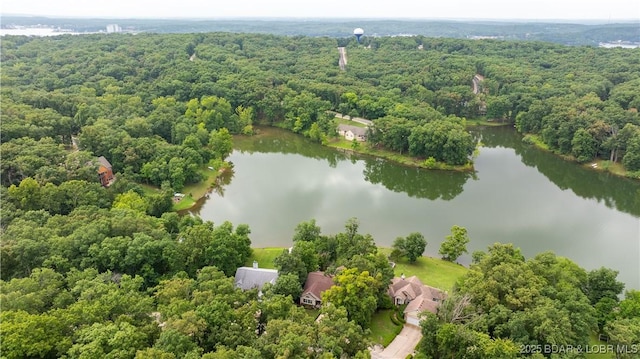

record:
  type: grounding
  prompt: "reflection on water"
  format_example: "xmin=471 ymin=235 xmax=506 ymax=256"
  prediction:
xmin=477 ymin=126 xmax=640 ymax=217
xmin=185 ymin=126 xmax=640 ymax=290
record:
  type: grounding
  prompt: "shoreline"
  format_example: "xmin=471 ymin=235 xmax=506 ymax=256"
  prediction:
xmin=522 ymin=133 xmax=639 ymax=180
xmin=247 ymin=247 xmax=468 ymax=292
xmin=327 ymin=116 xmax=514 ymax=172
xmin=172 ymin=163 xmax=231 ymax=211
xmin=325 ymin=137 xmax=475 ymax=172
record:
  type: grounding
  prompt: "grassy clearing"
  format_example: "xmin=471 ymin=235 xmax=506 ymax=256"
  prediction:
xmin=368 ymin=309 xmax=403 ymax=346
xmin=326 ymin=138 xmax=473 ymax=172
xmin=172 ymin=166 xmax=223 ymax=211
xmin=522 ymin=134 xmax=551 ymax=151
xmin=246 ymin=247 xmax=285 ymax=269
xmin=590 ymin=159 xmax=630 ymax=177
xmin=305 ymin=308 xmax=320 ymax=320
xmin=522 ymin=135 xmax=638 ymax=180
xmin=334 ymin=117 xmax=368 ymax=128
xmin=249 ymin=247 xmax=467 ymax=291
xmin=585 ymin=332 xmax=614 ymax=359
xmin=465 ymin=118 xmax=512 ymax=127
xmin=138 ymin=183 xmax=160 ymax=196
xmin=379 ymin=248 xmax=468 ymax=292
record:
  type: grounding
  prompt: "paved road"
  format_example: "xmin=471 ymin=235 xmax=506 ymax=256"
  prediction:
xmin=472 ymin=74 xmax=484 ymax=94
xmin=338 ymin=47 xmax=347 ymax=70
xmin=370 ymin=325 xmax=422 ymax=359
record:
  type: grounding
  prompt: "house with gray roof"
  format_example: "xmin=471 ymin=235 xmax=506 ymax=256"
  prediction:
xmin=337 ymin=124 xmax=367 ymax=142
xmin=234 ymin=261 xmax=279 ymax=291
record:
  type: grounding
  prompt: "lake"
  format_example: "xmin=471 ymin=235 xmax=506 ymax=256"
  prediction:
xmin=185 ymin=126 xmax=640 ymax=290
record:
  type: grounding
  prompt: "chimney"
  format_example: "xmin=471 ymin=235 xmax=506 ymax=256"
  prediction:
xmin=253 ymin=260 xmax=258 ymax=269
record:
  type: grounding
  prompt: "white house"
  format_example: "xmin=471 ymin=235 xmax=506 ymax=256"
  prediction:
xmin=337 ymin=124 xmax=367 ymax=142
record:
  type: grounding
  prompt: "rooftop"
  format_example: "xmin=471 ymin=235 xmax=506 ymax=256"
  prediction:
xmin=234 ymin=266 xmax=279 ymax=291
xmin=337 ymin=124 xmax=368 ymax=136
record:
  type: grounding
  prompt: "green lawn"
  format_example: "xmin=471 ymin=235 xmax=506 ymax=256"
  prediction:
xmin=368 ymin=309 xmax=403 ymax=346
xmin=305 ymin=308 xmax=320 ymax=320
xmin=246 ymin=247 xmax=285 ymax=269
xmin=139 ymin=183 xmax=160 ymax=196
xmin=522 ymin=133 xmax=551 ymax=151
xmin=586 ymin=332 xmax=614 ymax=359
xmin=465 ymin=118 xmax=512 ymax=127
xmin=523 ymin=136 xmax=636 ymax=179
xmin=590 ymin=159 xmax=630 ymax=177
xmin=173 ymin=166 xmax=224 ymax=211
xmin=249 ymin=247 xmax=467 ymax=291
xmin=379 ymin=248 xmax=468 ymax=292
xmin=334 ymin=117 xmax=368 ymax=128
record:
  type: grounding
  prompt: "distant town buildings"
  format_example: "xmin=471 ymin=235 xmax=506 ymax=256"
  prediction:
xmin=106 ymin=24 xmax=122 ymax=33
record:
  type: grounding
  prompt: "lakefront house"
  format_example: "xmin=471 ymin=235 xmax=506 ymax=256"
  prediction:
xmin=388 ymin=275 xmax=446 ymax=327
xmin=337 ymin=124 xmax=367 ymax=142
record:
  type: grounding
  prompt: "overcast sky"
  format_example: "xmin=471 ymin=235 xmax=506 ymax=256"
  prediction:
xmin=2 ymin=0 xmax=639 ymax=20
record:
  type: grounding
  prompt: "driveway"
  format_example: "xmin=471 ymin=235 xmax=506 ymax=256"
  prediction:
xmin=370 ymin=325 xmax=422 ymax=359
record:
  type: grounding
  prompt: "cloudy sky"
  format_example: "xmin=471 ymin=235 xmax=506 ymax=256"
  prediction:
xmin=2 ymin=0 xmax=639 ymax=20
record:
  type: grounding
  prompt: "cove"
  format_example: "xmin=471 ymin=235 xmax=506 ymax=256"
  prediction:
xmin=185 ymin=126 xmax=640 ymax=290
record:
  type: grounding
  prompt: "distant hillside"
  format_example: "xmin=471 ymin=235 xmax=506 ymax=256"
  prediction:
xmin=2 ymin=16 xmax=639 ymax=46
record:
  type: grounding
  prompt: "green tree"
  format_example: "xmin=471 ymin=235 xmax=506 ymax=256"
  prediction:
xmin=316 ymin=304 xmax=370 ymax=357
xmin=154 ymin=329 xmax=202 ymax=358
xmin=7 ymin=177 xmax=42 ymax=211
xmin=270 ymin=273 xmax=302 ymax=300
xmin=322 ymin=268 xmax=379 ymax=328
xmin=439 ymin=225 xmax=470 ymax=262
xmin=292 ymin=219 xmax=322 ymax=242
xmin=0 ymin=310 xmax=71 ymax=359
xmin=604 ymin=318 xmax=640 ymax=359
xmin=66 ymin=321 xmax=151 ymax=359
xmin=571 ymin=128 xmax=598 ymax=163
xmin=391 ymin=232 xmax=427 ymax=263
xmin=112 ymin=190 xmax=148 ymax=213
xmin=585 ymin=267 xmax=625 ymax=305
xmin=177 ymin=221 xmax=252 ymax=277
xmin=274 ymin=249 xmax=308 ymax=286
xmin=619 ymin=290 xmax=640 ymax=319
xmin=335 ymin=218 xmax=377 ymax=262
xmin=307 ymin=122 xmax=325 ymax=143
xmin=623 ymin=135 xmax=640 ymax=171
xmin=209 ymin=128 xmax=233 ymax=160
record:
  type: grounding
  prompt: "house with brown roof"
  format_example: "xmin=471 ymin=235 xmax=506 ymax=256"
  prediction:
xmin=97 ymin=156 xmax=115 ymax=187
xmin=388 ymin=275 xmax=446 ymax=327
xmin=300 ymin=271 xmax=334 ymax=308
xmin=337 ymin=124 xmax=367 ymax=142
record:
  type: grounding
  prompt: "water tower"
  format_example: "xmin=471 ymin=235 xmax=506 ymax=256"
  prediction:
xmin=353 ymin=28 xmax=364 ymax=43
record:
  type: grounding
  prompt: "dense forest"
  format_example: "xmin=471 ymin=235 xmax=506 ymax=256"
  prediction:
xmin=1 ymin=30 xmax=640 ymax=358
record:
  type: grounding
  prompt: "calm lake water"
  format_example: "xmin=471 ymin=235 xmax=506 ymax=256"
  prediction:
xmin=186 ymin=126 xmax=640 ymax=290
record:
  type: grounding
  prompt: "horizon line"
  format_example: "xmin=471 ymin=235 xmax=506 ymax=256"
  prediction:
xmin=2 ymin=13 xmax=639 ymax=23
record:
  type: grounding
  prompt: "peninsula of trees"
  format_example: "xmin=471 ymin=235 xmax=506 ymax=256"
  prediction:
xmin=2 ymin=32 xmax=640 ymax=182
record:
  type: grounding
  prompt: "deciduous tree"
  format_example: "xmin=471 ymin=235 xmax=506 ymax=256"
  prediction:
xmin=439 ymin=225 xmax=470 ymax=262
